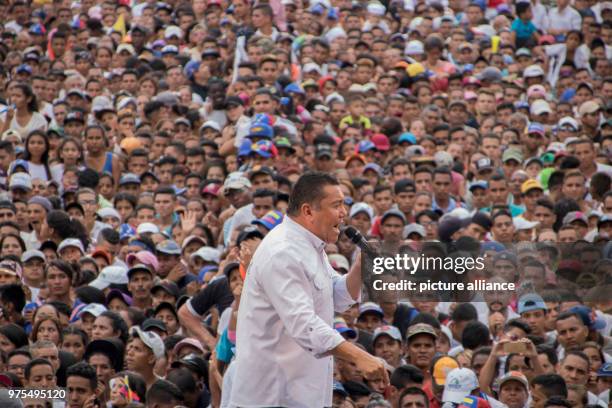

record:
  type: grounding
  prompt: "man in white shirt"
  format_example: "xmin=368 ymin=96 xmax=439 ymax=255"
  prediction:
xmin=546 ymin=0 xmax=581 ymax=36
xmin=230 ymin=172 xmax=387 ymax=408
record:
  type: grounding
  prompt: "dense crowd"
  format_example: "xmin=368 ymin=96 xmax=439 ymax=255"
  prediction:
xmin=0 ymin=0 xmax=610 ymax=407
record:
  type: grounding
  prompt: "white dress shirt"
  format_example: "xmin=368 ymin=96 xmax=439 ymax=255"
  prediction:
xmin=229 ymin=216 xmax=357 ymax=408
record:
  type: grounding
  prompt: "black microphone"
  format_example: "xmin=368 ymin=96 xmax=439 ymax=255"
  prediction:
xmin=343 ymin=226 xmax=378 ymax=259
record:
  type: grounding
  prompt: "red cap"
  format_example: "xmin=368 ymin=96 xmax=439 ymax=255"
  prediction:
xmin=201 ymin=183 xmax=221 ymax=197
xmin=371 ymin=134 xmax=390 ymax=151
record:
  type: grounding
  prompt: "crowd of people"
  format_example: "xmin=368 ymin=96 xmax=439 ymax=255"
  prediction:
xmin=0 ymin=0 xmax=610 ymax=406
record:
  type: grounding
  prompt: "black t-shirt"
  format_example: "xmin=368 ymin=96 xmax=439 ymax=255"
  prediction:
xmin=188 ymin=276 xmax=234 ymax=317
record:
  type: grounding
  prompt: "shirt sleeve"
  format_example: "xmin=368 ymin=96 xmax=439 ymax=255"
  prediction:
xmin=332 ymin=273 xmax=359 ymax=313
xmin=187 ymin=276 xmax=234 ymax=317
xmin=257 ymin=251 xmax=345 ymax=358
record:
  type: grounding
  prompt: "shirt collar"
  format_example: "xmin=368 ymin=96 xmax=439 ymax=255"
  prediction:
xmin=285 ymin=215 xmax=327 ymax=253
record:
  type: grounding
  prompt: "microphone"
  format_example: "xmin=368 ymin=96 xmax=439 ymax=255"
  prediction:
xmin=342 ymin=226 xmax=378 ymax=259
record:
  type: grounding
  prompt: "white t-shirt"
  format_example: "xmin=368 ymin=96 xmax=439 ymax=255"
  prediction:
xmin=1 ymin=111 xmax=47 ymax=138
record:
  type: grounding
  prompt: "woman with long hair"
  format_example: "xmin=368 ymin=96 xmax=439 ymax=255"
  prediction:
xmin=0 ymin=83 xmax=47 ymax=137
xmin=21 ymin=130 xmax=59 ymax=182
xmin=50 ymin=137 xmax=85 ymax=184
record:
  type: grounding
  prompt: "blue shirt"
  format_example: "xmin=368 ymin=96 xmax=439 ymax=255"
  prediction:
xmin=511 ymin=18 xmax=537 ymax=40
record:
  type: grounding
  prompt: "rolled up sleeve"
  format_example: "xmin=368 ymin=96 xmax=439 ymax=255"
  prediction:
xmin=332 ymin=273 xmax=359 ymax=313
xmin=258 ymin=255 xmax=345 ymax=358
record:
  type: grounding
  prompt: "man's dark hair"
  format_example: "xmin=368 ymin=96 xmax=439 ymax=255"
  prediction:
xmin=555 ymin=311 xmax=584 ymax=325
xmin=562 ymin=350 xmax=589 ymax=368
xmin=537 ymin=344 xmax=558 ymax=366
xmin=0 ymin=284 xmax=26 ymax=313
xmin=390 ymin=365 xmax=424 ymax=389
xmin=433 ymin=166 xmax=452 ymax=178
xmin=451 ymin=303 xmax=478 ymax=323
xmin=253 ymin=189 xmax=276 ymax=200
xmin=398 ymin=387 xmax=430 ymax=408
xmin=462 ymin=321 xmax=491 ymax=350
xmin=24 ymin=358 xmax=54 ymax=380
xmin=146 ymin=379 xmax=184 ymax=406
xmin=166 ymin=367 xmax=198 ymax=394
xmin=504 ymin=318 xmax=532 ymax=335
xmin=531 ymin=374 xmax=568 ymax=398
xmin=543 ymin=397 xmax=572 ymax=408
xmin=287 ymin=172 xmax=339 ymax=216
xmin=78 ymin=168 xmax=100 ymax=189
xmin=98 ymin=228 xmax=120 ymax=245
xmin=66 ymin=362 xmax=97 ymax=391
xmin=410 ymin=313 xmax=441 ymax=329
xmin=0 ymin=140 xmax=14 ymax=155
xmin=154 ymin=186 xmax=176 ymax=198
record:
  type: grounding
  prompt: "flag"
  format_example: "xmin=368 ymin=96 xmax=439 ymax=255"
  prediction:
xmin=113 ymin=14 xmax=127 ymax=41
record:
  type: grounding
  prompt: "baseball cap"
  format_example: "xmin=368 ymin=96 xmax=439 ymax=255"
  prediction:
xmin=404 ymin=223 xmax=426 ymax=239
xmin=406 ymin=323 xmax=438 ymax=341
xmin=558 ymin=117 xmax=579 ymax=131
xmin=523 ymin=65 xmax=544 ymax=78
xmin=514 ymin=218 xmax=539 ymax=231
xmin=563 ymin=211 xmax=588 ymax=226
xmin=136 ymin=222 xmax=159 ymax=234
xmin=328 ymin=254 xmax=350 ymax=272
xmin=119 ymin=137 xmax=142 ymax=155
xmin=433 ymin=356 xmax=460 ymax=386
xmin=358 ymin=302 xmax=384 ymax=318
xmin=191 ymin=247 xmax=221 ymax=264
xmin=372 ymin=325 xmax=402 ymax=343
xmin=84 ymin=339 xmax=125 ymax=372
xmin=381 ymin=209 xmax=407 ymax=225
xmin=127 ymin=264 xmax=154 ymax=280
xmin=142 ymin=318 xmax=167 ymax=333
xmin=596 ymin=362 xmax=612 ymax=377
xmin=521 ymin=179 xmax=543 ymax=194
xmin=333 ymin=381 xmax=348 ymax=397
xmin=531 ymin=100 xmax=552 ymax=116
xmin=502 ymin=148 xmax=523 ymax=164
xmin=119 ymin=173 xmax=141 ymax=186
xmin=200 ymin=120 xmax=221 ymax=133
xmin=349 ymin=202 xmax=374 ymax=220
xmin=475 ymin=158 xmax=494 ymax=172
xmin=201 ymin=183 xmax=221 ymax=197
xmin=442 ymin=368 xmax=479 ymax=403
xmin=568 ymin=305 xmax=606 ymax=331
xmin=493 ymin=251 xmax=517 ymax=266
xmin=578 ymin=100 xmax=600 ymax=116
xmin=334 ymin=317 xmax=357 ymax=339
xmin=371 ymin=134 xmax=390 ymax=151
xmin=315 ymin=144 xmax=333 ymax=159
xmin=405 ymin=40 xmax=424 ymax=55
xmin=9 ymin=173 xmax=32 ymax=191
xmin=173 ymin=338 xmax=205 ymax=356
xmin=223 ymin=172 xmax=251 ymax=192
xmin=252 ymin=210 xmax=284 ymax=231
xmin=181 ymin=235 xmax=207 ymax=250
xmin=518 ymin=293 xmax=547 ymax=314
xmin=469 ymin=180 xmax=488 ymax=192
xmin=21 ymin=249 xmax=45 ymax=263
xmin=247 ymin=123 xmax=274 ymax=139
xmin=156 ymin=240 xmax=181 ymax=255
xmin=80 ymin=303 xmax=107 ymax=319
xmin=90 ymin=266 xmax=129 ymax=290
xmin=106 ymin=289 xmax=132 ymax=307
xmin=498 ymin=371 xmax=528 ymax=390
xmin=58 ymin=238 xmax=85 ymax=254
xmin=130 ymin=326 xmax=165 ymax=359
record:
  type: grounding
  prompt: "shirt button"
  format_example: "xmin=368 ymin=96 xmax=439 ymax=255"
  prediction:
xmin=308 ymin=348 xmax=312 ymax=352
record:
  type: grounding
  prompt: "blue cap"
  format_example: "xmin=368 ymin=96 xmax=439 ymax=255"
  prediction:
xmin=333 ymin=381 xmax=348 ymax=397
xmin=568 ymin=305 xmax=606 ymax=331
xmin=469 ymin=180 xmax=488 ymax=191
xmin=184 ymin=60 xmax=201 ymax=80
xmin=252 ymin=113 xmax=272 ymax=125
xmin=198 ymin=265 xmax=218 ymax=283
xmin=363 ymin=163 xmax=383 ymax=176
xmin=398 ymin=132 xmax=417 ymax=145
xmin=359 ymin=301 xmax=384 ymax=318
xmin=373 ymin=325 xmax=403 ymax=343
xmin=250 ymin=140 xmax=275 ymax=158
xmin=247 ymin=123 xmax=273 ymax=139
xmin=284 ymin=83 xmax=304 ymax=95
xmin=515 ymin=101 xmax=529 ymax=110
xmin=357 ymin=140 xmax=376 ymax=153
xmin=560 ymin=88 xmax=576 ymax=103
xmin=156 ymin=240 xmax=181 ymax=255
xmin=119 ymin=173 xmax=141 ymax=186
xmin=238 ymin=139 xmax=252 ymax=157
xmin=528 ymin=123 xmax=545 ymax=135
xmin=16 ymin=64 xmax=32 ymax=75
xmin=481 ymin=241 xmax=506 ymax=253
xmin=327 ymin=7 xmax=339 ymax=20
xmin=252 ymin=210 xmax=284 ymax=231
xmin=518 ymin=293 xmax=547 ymax=314
xmin=119 ymin=223 xmax=136 ymax=240
xmin=9 ymin=159 xmax=29 ymax=174
xmin=596 ymin=362 xmax=612 ymax=377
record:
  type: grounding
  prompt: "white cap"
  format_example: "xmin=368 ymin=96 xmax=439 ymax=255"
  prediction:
xmin=328 ymin=254 xmax=350 ymax=271
xmin=558 ymin=116 xmax=579 ymax=130
xmin=530 ymin=99 xmax=552 ymax=116
xmin=90 ymin=266 xmax=129 ymax=290
xmin=91 ymin=95 xmax=114 ymax=113
xmin=513 ymin=217 xmax=539 ymax=231
xmin=58 ymin=238 xmax=85 ymax=254
xmin=164 ymin=25 xmax=183 ymax=39
xmin=97 ymin=207 xmax=121 ymax=220
xmin=21 ymin=249 xmax=45 ymax=263
xmin=223 ymin=172 xmax=251 ymax=191
xmin=403 ymin=223 xmax=426 ymax=238
xmin=200 ymin=120 xmax=221 ymax=133
xmin=405 ymin=40 xmax=424 ymax=56
xmin=191 ymin=247 xmax=221 ymax=263
xmin=442 ymin=368 xmax=479 ymax=403
xmin=137 ymin=222 xmax=160 ymax=234
xmin=116 ymin=44 xmax=136 ymax=55
xmin=130 ymin=326 xmax=165 ymax=359
xmin=349 ymin=202 xmax=374 ymax=220
xmin=9 ymin=173 xmax=32 ymax=190
xmin=325 ymin=26 xmax=347 ymax=43
xmin=303 ymin=62 xmax=322 ymax=74
xmin=523 ymin=64 xmax=545 ymax=78
xmin=80 ymin=303 xmax=107 ymax=318
xmin=367 ymin=2 xmax=386 ymax=16
xmin=434 ymin=151 xmax=453 ymax=167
